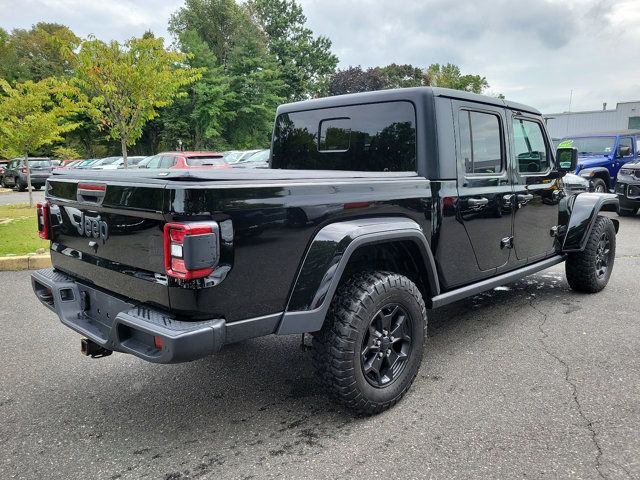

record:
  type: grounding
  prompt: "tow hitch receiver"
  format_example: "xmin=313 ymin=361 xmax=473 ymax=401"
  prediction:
xmin=80 ymin=338 xmax=113 ymax=358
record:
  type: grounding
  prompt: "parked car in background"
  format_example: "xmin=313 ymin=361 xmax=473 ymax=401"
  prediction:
xmin=1 ymin=157 xmax=53 ymax=190
xmin=74 ymin=159 xmax=100 ymax=169
xmin=139 ymin=151 xmax=230 ymax=170
xmin=231 ymin=149 xmax=270 ymax=169
xmin=92 ymin=156 xmax=147 ymax=170
xmin=615 ymin=161 xmax=640 ymax=216
xmin=558 ymin=130 xmax=639 ymax=193
xmin=61 ymin=160 xmax=83 ymax=169
xmin=0 ymin=160 xmax=9 ymax=184
xmin=223 ymin=150 xmax=261 ymax=164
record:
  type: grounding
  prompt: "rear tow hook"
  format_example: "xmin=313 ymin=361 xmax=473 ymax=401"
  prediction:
xmin=80 ymin=338 xmax=113 ymax=358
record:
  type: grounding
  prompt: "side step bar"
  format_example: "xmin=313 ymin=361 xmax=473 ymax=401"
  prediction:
xmin=428 ymin=255 xmax=566 ymax=309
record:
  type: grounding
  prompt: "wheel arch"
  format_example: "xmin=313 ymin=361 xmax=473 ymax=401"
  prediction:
xmin=562 ymin=192 xmax=619 ymax=252
xmin=276 ymin=217 xmax=439 ymax=335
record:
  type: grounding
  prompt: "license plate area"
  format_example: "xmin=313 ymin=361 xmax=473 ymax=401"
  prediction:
xmin=77 ymin=283 xmax=134 ymax=334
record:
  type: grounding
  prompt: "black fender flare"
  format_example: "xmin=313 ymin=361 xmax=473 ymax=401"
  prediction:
xmin=578 ymin=167 xmax=611 ymax=185
xmin=276 ymin=217 xmax=439 ymax=335
xmin=562 ymin=192 xmax=619 ymax=252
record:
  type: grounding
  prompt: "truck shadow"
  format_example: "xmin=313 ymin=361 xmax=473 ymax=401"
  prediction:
xmin=29 ymin=270 xmax=582 ymax=476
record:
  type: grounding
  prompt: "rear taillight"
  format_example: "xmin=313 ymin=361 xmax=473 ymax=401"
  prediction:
xmin=36 ymin=201 xmax=51 ymax=240
xmin=163 ymin=222 xmax=220 ymax=280
xmin=21 ymin=167 xmax=27 ymax=174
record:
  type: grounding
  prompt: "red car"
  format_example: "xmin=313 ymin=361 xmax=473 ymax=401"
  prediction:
xmin=138 ymin=151 xmax=231 ymax=170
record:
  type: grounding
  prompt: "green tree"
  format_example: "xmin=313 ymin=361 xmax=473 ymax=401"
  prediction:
xmin=247 ymin=0 xmax=337 ymax=100
xmin=329 ymin=66 xmax=388 ymax=95
xmin=169 ymin=0 xmax=284 ymax=149
xmin=0 ymin=78 xmax=84 ymax=205
xmin=375 ymin=63 xmax=427 ymax=89
xmin=0 ymin=23 xmax=79 ymax=83
xmin=75 ymin=35 xmax=203 ymax=166
xmin=426 ymin=63 xmax=488 ymax=93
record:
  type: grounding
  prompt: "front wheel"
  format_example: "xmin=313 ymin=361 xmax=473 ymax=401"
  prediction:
xmin=312 ymin=271 xmax=426 ymax=415
xmin=566 ymin=215 xmax=616 ymax=293
xmin=592 ymin=178 xmax=607 ymax=193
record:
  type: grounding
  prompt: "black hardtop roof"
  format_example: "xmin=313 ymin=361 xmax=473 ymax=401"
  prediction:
xmin=277 ymin=87 xmax=541 ymax=116
xmin=563 ymin=129 xmax=640 ymax=138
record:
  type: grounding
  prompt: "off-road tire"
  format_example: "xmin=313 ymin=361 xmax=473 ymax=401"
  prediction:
xmin=618 ymin=208 xmax=637 ymax=217
xmin=592 ymin=178 xmax=607 ymax=193
xmin=566 ymin=215 xmax=616 ymax=293
xmin=312 ymin=271 xmax=427 ymax=415
xmin=15 ymin=178 xmax=26 ymax=191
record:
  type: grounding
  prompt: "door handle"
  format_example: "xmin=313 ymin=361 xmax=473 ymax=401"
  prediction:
xmin=517 ymin=193 xmax=534 ymax=206
xmin=467 ymin=197 xmax=489 ymax=209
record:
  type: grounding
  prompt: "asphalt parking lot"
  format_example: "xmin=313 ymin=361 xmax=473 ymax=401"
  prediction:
xmin=0 ymin=189 xmax=45 ymax=206
xmin=1 ymin=213 xmax=638 ymax=480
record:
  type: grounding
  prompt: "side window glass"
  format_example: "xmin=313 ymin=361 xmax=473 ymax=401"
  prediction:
xmin=146 ymin=155 xmax=162 ymax=169
xmin=459 ymin=110 xmax=503 ymax=175
xmin=159 ymin=156 xmax=175 ymax=168
xmin=513 ymin=118 xmax=550 ymax=173
xmin=619 ymin=137 xmax=633 ymax=157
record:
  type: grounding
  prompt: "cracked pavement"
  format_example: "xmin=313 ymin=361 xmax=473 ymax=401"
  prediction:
xmin=1 ymin=212 xmax=638 ymax=479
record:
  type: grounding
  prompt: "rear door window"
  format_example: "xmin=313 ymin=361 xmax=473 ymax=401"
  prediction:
xmin=145 ymin=155 xmax=162 ymax=169
xmin=159 ymin=156 xmax=177 ymax=168
xmin=459 ymin=110 xmax=504 ymax=175
xmin=272 ymin=101 xmax=417 ymax=171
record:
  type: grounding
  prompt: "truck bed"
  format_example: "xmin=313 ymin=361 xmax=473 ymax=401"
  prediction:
xmin=45 ymin=169 xmax=432 ymax=323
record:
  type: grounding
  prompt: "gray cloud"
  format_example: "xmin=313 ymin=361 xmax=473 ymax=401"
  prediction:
xmin=0 ymin=0 xmax=637 ymax=113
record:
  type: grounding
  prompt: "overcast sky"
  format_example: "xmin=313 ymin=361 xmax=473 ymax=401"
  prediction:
xmin=1 ymin=0 xmax=638 ymax=113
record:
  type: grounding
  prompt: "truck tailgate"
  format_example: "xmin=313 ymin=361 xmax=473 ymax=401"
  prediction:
xmin=47 ymin=178 xmax=169 ymax=309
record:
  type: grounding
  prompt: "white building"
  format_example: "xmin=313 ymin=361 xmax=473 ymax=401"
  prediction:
xmin=544 ymin=101 xmax=640 ymax=139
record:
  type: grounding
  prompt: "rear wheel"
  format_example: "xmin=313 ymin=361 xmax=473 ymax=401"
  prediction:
xmin=618 ymin=208 xmax=637 ymax=217
xmin=33 ymin=185 xmax=41 ymax=191
xmin=312 ymin=271 xmax=426 ymax=415
xmin=592 ymin=178 xmax=607 ymax=193
xmin=566 ymin=215 xmax=616 ymax=293
xmin=15 ymin=178 xmax=26 ymax=191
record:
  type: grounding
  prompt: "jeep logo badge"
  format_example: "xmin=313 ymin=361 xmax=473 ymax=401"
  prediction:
xmin=77 ymin=213 xmax=109 ymax=243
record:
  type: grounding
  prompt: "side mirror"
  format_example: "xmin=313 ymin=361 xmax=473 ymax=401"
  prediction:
xmin=617 ymin=145 xmax=631 ymax=158
xmin=556 ymin=147 xmax=578 ymax=173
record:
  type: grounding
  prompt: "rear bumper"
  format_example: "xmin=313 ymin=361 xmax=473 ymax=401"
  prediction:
xmin=31 ymin=268 xmax=226 ymax=363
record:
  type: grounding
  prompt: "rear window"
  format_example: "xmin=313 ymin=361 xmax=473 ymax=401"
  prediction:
xmin=186 ymin=156 xmax=226 ymax=166
xmin=272 ymin=101 xmax=417 ymax=171
xmin=29 ymin=160 xmax=52 ymax=167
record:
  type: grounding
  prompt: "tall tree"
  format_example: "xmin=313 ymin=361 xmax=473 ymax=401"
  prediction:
xmin=246 ymin=0 xmax=338 ymax=100
xmin=75 ymin=35 xmax=203 ymax=166
xmin=330 ymin=63 xmax=490 ymax=96
xmin=0 ymin=78 xmax=83 ymax=205
xmin=169 ymin=0 xmax=284 ymax=150
xmin=426 ymin=63 xmax=488 ymax=93
xmin=0 ymin=23 xmax=79 ymax=83
xmin=329 ymin=66 xmax=388 ymax=96
xmin=375 ymin=63 xmax=427 ymax=89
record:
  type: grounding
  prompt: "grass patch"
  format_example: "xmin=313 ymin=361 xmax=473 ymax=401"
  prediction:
xmin=0 ymin=204 xmax=48 ymax=256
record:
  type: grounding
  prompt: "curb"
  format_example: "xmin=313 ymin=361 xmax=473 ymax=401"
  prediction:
xmin=0 ymin=254 xmax=51 ymax=271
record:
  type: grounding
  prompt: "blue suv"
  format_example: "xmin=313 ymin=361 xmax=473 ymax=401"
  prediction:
xmin=558 ymin=130 xmax=639 ymax=192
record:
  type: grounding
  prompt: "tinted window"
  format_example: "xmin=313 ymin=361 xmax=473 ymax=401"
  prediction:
xmin=319 ymin=118 xmax=351 ymax=152
xmin=459 ymin=111 xmax=503 ymax=175
xmin=185 ymin=156 xmax=226 ymax=166
xmin=513 ymin=119 xmax=550 ymax=173
xmin=272 ymin=101 xmax=416 ymax=171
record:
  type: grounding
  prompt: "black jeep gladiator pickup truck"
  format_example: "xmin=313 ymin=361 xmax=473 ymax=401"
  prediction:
xmin=32 ymin=87 xmax=619 ymax=414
